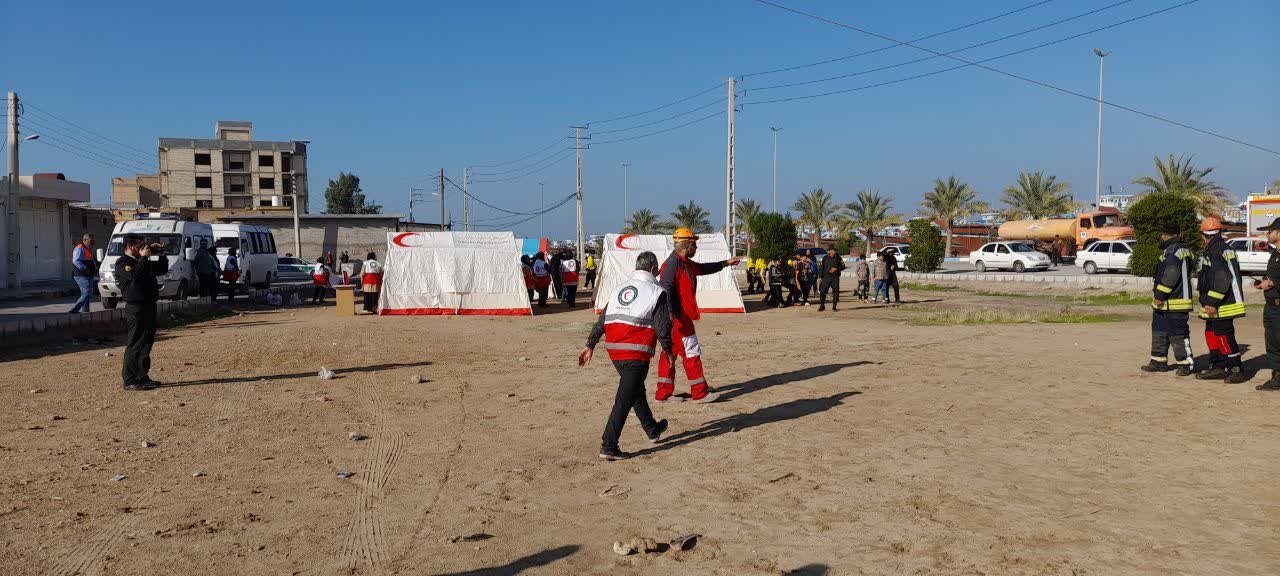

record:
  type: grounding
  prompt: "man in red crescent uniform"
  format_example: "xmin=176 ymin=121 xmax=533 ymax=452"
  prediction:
xmin=655 ymin=228 xmax=740 ymax=403
xmin=580 ymin=251 xmax=673 ymax=461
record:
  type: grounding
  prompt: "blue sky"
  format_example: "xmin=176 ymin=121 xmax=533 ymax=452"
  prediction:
xmin=3 ymin=0 xmax=1277 ymax=239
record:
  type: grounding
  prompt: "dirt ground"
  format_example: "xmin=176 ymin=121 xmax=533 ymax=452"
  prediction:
xmin=2 ymin=284 xmax=1277 ymax=576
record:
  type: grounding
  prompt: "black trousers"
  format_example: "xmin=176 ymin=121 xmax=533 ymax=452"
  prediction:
xmin=819 ymin=277 xmax=840 ymax=308
xmin=1150 ymin=310 xmax=1193 ymax=367
xmin=765 ymin=284 xmax=783 ymax=307
xmin=123 ymin=303 xmax=157 ymax=387
xmin=564 ymin=284 xmax=578 ymax=308
xmin=311 ymin=284 xmax=326 ymax=303
xmin=601 ymin=359 xmax=660 ymax=450
xmin=856 ymin=278 xmax=869 ymax=300
xmin=1205 ymin=317 xmax=1242 ymax=368
xmin=585 ymin=270 xmax=596 ymax=289
xmin=799 ymin=279 xmax=814 ymax=302
xmin=221 ymin=279 xmax=237 ymax=302
xmin=888 ymin=275 xmax=900 ymax=302
xmin=785 ymin=282 xmax=800 ymax=305
xmin=1266 ymin=305 xmax=1280 ymax=373
xmin=198 ymin=274 xmax=218 ymax=298
xmin=363 ymin=290 xmax=379 ymax=313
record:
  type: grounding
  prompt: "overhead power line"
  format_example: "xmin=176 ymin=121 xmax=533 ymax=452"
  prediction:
xmin=20 ymin=115 xmax=158 ymax=172
xmin=445 ymin=176 xmax=548 ymax=216
xmin=590 ymin=95 xmax=728 ymax=136
xmin=471 ymin=136 xmax=571 ymax=169
xmin=584 ymin=81 xmax=726 ymax=126
xmin=472 ymin=149 xmax=575 ymax=183
xmin=751 ymin=0 xmax=1135 ymax=92
xmin=471 ymin=146 xmax=573 ymax=176
xmin=742 ymin=0 xmax=1057 ymax=78
xmin=750 ymin=0 xmax=1277 ymax=156
xmin=22 ymin=101 xmax=155 ymax=157
xmin=592 ymin=109 xmax=726 ymax=146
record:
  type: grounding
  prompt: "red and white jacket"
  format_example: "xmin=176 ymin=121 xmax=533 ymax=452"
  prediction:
xmin=560 ymin=258 xmax=580 ymax=285
xmin=361 ymin=259 xmax=383 ymax=286
xmin=588 ymin=270 xmax=672 ymax=362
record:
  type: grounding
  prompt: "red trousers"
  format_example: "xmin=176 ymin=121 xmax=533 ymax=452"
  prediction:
xmin=656 ymin=318 xmax=709 ymax=401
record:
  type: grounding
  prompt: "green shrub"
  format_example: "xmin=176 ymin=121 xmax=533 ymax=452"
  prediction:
xmin=749 ymin=212 xmax=798 ymax=261
xmin=833 ymin=231 xmax=858 ymax=256
xmin=904 ymin=219 xmax=945 ymax=272
xmin=1126 ymin=192 xmax=1201 ymax=277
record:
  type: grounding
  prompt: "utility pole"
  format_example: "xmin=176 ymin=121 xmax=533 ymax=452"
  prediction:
xmin=289 ymin=175 xmax=302 ymax=257
xmin=407 ymin=186 xmax=424 ymax=223
xmin=1093 ymin=48 xmax=1111 ymax=210
xmin=572 ymin=126 xmax=588 ymax=256
xmin=5 ymin=91 xmax=20 ymax=290
xmin=462 ymin=167 xmax=470 ymax=231
xmin=439 ymin=168 xmax=446 ymax=231
xmin=725 ymin=77 xmax=736 ymax=255
xmin=770 ymin=126 xmax=782 ymax=213
xmin=538 ymin=182 xmax=545 ymax=240
xmin=621 ymin=161 xmax=630 ymax=228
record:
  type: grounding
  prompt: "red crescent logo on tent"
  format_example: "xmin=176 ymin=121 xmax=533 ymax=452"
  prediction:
xmin=392 ymin=232 xmax=420 ymax=247
xmin=614 ymin=234 xmax=638 ymax=250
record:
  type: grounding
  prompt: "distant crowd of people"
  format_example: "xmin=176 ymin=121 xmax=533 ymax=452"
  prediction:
xmin=743 ymin=246 xmax=905 ymax=309
xmin=520 ymin=251 xmax=595 ymax=309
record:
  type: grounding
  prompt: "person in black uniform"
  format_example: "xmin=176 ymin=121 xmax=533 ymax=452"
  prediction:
xmin=1252 ymin=218 xmax=1280 ymax=391
xmin=765 ymin=257 xmax=785 ymax=308
xmin=1195 ymin=216 xmax=1249 ymax=383
xmin=115 ymin=235 xmax=169 ymax=391
xmin=1142 ymin=223 xmax=1196 ymax=375
xmin=882 ymin=247 xmax=902 ymax=303
xmin=817 ymin=251 xmax=846 ymax=312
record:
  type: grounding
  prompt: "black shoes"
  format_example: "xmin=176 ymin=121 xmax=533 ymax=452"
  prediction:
xmin=1140 ymin=362 xmax=1174 ymax=373
xmin=1175 ymin=366 xmax=1195 ymax=377
xmin=598 ymin=447 xmax=629 ymax=461
xmin=1195 ymin=367 xmax=1227 ymax=380
xmin=123 ymin=382 xmax=155 ymax=391
xmin=1256 ymin=374 xmax=1280 ymax=391
xmin=817 ymin=305 xmax=826 ymax=311
xmin=647 ymin=419 xmax=669 ymax=444
xmin=1224 ymin=367 xmax=1249 ymax=384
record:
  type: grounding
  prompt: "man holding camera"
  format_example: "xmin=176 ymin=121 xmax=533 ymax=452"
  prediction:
xmin=115 ymin=235 xmax=169 ymax=391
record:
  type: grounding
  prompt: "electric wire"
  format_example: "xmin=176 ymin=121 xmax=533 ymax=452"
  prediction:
xmin=471 ymin=136 xmax=571 ymax=169
xmin=471 ymin=146 xmax=573 ymax=176
xmin=591 ymin=109 xmax=725 ymax=146
xmin=590 ymin=95 xmax=728 ymax=136
xmin=584 ymin=81 xmax=726 ymax=126
xmin=22 ymin=101 xmax=155 ymax=157
xmin=20 ymin=115 xmax=158 ymax=172
xmin=749 ymin=0 xmax=1276 ymax=156
xmin=742 ymin=0 xmax=1057 ymax=78
xmin=472 ymin=149 xmax=575 ymax=183
xmin=752 ymin=0 xmax=1134 ymax=92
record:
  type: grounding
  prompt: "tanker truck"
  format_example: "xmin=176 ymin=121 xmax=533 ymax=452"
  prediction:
xmin=997 ymin=208 xmax=1133 ymax=249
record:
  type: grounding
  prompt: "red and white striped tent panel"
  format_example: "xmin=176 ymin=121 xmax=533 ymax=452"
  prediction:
xmin=593 ymin=233 xmax=744 ymax=314
xmin=380 ymin=231 xmax=532 ymax=316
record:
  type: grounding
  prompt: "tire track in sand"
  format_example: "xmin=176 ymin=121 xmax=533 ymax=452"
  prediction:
xmin=339 ymin=378 xmax=406 ymax=572
xmin=45 ymin=492 xmax=155 ymax=576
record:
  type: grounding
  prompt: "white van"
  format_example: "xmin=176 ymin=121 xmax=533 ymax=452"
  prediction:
xmin=212 ymin=223 xmax=279 ymax=290
xmin=98 ymin=213 xmax=214 ymax=309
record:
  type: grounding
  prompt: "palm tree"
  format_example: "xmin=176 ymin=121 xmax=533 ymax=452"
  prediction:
xmin=920 ymin=176 xmax=981 ymax=257
xmin=838 ymin=189 xmax=901 ymax=255
xmin=1001 ymin=171 xmax=1073 ymax=220
xmin=792 ymin=188 xmax=839 ymax=245
xmin=735 ymin=198 xmax=762 ymax=257
xmin=670 ymin=200 xmax=713 ymax=234
xmin=623 ymin=208 xmax=663 ymax=234
xmin=1132 ymin=154 xmax=1227 ymax=216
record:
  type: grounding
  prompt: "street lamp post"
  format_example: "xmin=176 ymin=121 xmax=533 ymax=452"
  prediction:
xmin=620 ymin=162 xmax=630 ymax=228
xmin=1093 ymin=48 xmax=1111 ymax=210
xmin=769 ymin=127 xmax=782 ymax=212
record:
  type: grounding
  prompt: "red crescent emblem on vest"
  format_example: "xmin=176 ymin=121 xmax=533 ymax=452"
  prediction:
xmin=615 ymin=234 xmax=638 ymax=250
xmin=392 ymin=233 xmax=419 ymax=247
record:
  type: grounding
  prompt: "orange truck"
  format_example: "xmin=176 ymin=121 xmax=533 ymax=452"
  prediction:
xmin=997 ymin=207 xmax=1133 ymax=248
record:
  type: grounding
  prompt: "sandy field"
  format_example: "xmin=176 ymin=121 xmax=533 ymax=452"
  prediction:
xmin=2 ymin=284 xmax=1277 ymax=575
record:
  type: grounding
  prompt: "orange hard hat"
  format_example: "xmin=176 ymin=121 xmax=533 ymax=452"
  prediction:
xmin=1199 ymin=216 xmax=1223 ymax=233
xmin=673 ymin=228 xmax=699 ymax=242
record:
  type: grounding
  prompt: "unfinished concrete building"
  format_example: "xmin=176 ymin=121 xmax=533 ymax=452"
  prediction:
xmin=158 ymin=121 xmax=309 ymax=212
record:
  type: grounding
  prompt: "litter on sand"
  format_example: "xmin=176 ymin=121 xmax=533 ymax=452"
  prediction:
xmin=336 ymin=472 xmax=355 ymax=479
xmin=111 ymin=474 xmax=128 ymax=482
xmin=318 ymin=368 xmax=336 ymax=380
xmin=349 ymin=432 xmax=368 ymax=441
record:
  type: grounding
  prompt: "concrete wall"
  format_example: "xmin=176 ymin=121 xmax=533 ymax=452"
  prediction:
xmin=69 ymin=206 xmax=116 ymax=245
xmin=219 ymin=216 xmax=401 ymax=260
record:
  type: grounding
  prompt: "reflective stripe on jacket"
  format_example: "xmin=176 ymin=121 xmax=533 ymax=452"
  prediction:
xmin=602 ymin=271 xmax=664 ymax=361
xmin=1152 ymin=238 xmax=1193 ymax=312
xmin=1197 ymin=235 xmax=1246 ymax=319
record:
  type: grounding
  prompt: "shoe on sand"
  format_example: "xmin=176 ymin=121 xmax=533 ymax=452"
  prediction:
xmin=691 ymin=392 xmax=721 ymax=404
xmin=598 ymin=447 xmax=629 ymax=461
xmin=654 ymin=395 xmax=684 ymax=403
xmin=647 ymin=419 xmax=669 ymax=444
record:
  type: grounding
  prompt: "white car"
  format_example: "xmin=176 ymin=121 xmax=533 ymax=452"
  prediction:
xmin=969 ymin=241 xmax=1051 ymax=273
xmin=1226 ymin=237 xmax=1270 ymax=274
xmin=1075 ymin=240 xmax=1136 ymax=274
xmin=881 ymin=244 xmax=910 ymax=270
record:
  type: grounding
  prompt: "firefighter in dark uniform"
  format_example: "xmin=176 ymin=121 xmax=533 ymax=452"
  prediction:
xmin=1194 ymin=216 xmax=1249 ymax=383
xmin=115 ymin=235 xmax=169 ymax=391
xmin=1142 ymin=222 xmax=1196 ymax=375
xmin=1252 ymin=218 xmax=1280 ymax=391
